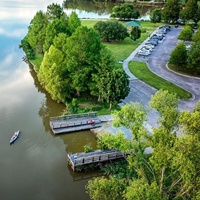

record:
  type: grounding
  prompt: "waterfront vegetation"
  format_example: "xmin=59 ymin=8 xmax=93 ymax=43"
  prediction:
xmin=29 ymin=17 xmax=193 ymax=114
xmin=24 ymin=1 xmax=200 ymax=116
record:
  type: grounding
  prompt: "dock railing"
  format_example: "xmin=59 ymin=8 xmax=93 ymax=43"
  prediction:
xmin=50 ymin=112 xmax=97 ymax=121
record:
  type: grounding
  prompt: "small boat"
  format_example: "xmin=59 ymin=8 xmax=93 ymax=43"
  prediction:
xmin=10 ymin=130 xmax=20 ymax=145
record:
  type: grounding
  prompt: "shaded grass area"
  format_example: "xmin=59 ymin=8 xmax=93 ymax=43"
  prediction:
xmin=129 ymin=61 xmax=192 ymax=99
xmin=168 ymin=63 xmax=200 ymax=78
xmin=30 ymin=53 xmax=43 ymax=72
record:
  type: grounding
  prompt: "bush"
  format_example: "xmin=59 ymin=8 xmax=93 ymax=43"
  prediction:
xmin=169 ymin=42 xmax=187 ymax=66
xmin=178 ymin=25 xmax=193 ymax=41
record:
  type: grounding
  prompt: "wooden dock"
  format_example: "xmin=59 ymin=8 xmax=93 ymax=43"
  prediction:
xmin=67 ymin=149 xmax=125 ymax=172
xmin=49 ymin=112 xmax=112 ymax=135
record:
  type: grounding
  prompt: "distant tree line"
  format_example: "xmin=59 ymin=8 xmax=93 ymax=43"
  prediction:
xmin=150 ymin=0 xmax=200 ymax=24
xmin=21 ymin=3 xmax=130 ymax=109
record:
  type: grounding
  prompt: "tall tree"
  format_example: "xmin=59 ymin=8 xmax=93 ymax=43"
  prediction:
xmin=43 ymin=18 xmax=68 ymax=52
xmin=150 ymin=8 xmax=162 ymax=23
xmin=46 ymin=3 xmax=64 ymax=20
xmin=64 ymin=26 xmax=102 ymax=96
xmin=26 ymin=10 xmax=48 ymax=54
xmin=187 ymin=43 xmax=200 ymax=74
xmin=169 ymin=42 xmax=187 ymax=66
xmin=180 ymin=0 xmax=199 ymax=23
xmin=68 ymin=11 xmax=81 ymax=35
xmin=90 ymin=46 xmax=115 ymax=100
xmin=193 ymin=26 xmax=200 ymax=44
xmin=95 ymin=68 xmax=129 ymax=109
xmin=162 ymin=0 xmax=180 ymax=23
xmin=130 ymin=26 xmax=141 ymax=41
xmin=38 ymin=34 xmax=72 ymax=102
xmin=94 ymin=21 xmax=129 ymax=42
xmin=178 ymin=25 xmax=193 ymax=41
xmin=111 ymin=3 xmax=140 ymax=20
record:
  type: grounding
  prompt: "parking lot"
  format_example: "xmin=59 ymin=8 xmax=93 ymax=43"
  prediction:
xmin=122 ymin=26 xmax=200 ymax=129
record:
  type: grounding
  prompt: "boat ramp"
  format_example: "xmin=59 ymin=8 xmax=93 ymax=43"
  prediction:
xmin=49 ymin=112 xmax=112 ymax=135
xmin=67 ymin=149 xmax=126 ymax=172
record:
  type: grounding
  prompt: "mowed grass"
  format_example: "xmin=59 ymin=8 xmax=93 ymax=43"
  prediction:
xmin=82 ymin=19 xmax=164 ymax=62
xmin=129 ymin=61 xmax=192 ymax=99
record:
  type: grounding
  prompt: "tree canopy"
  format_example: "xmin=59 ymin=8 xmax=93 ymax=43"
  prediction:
xmin=94 ymin=21 xmax=129 ymax=42
xmin=169 ymin=42 xmax=187 ymax=66
xmin=178 ymin=25 xmax=193 ymax=41
xmin=130 ymin=26 xmax=141 ymax=41
xmin=180 ymin=0 xmax=200 ymax=23
xmin=86 ymin=90 xmax=200 ymax=200
xmin=162 ymin=0 xmax=180 ymax=23
xmin=111 ymin=3 xmax=140 ymax=20
xmin=150 ymin=8 xmax=162 ymax=23
xmin=22 ymin=3 xmax=130 ymax=107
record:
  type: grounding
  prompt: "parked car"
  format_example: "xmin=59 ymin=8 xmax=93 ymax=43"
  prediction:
xmin=145 ymin=40 xmax=157 ymax=46
xmin=151 ymin=35 xmax=163 ymax=41
xmin=142 ymin=45 xmax=153 ymax=51
xmin=143 ymin=44 xmax=155 ymax=49
xmin=138 ymin=51 xmax=150 ymax=56
xmin=138 ymin=49 xmax=151 ymax=55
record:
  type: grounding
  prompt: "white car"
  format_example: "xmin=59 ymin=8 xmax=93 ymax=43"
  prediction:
xmin=138 ymin=49 xmax=151 ymax=55
xmin=141 ymin=46 xmax=153 ymax=51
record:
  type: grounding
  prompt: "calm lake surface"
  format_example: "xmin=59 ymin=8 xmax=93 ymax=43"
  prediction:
xmin=0 ymin=1 xmax=104 ymax=199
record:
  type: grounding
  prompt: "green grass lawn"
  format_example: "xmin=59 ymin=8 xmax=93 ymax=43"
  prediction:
xmin=82 ymin=19 xmax=164 ymax=62
xmin=129 ymin=61 xmax=192 ymax=99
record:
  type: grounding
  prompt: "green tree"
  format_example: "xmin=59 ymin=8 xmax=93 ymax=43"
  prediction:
xmin=180 ymin=0 xmax=199 ymax=23
xmin=43 ymin=18 xmax=68 ymax=52
xmin=111 ymin=3 xmax=140 ymax=20
xmin=178 ymin=25 xmax=193 ymax=41
xmin=95 ymin=68 xmax=129 ymax=109
xmin=86 ymin=176 xmax=126 ymax=200
xmin=38 ymin=34 xmax=72 ymax=102
xmin=94 ymin=21 xmax=129 ymax=42
xmin=169 ymin=42 xmax=187 ymax=66
xmin=130 ymin=26 xmax=141 ymax=41
xmin=21 ymin=36 xmax=35 ymax=60
xmin=90 ymin=46 xmax=115 ymax=100
xmin=64 ymin=26 xmax=102 ymax=96
xmin=46 ymin=3 xmax=64 ymax=20
xmin=150 ymin=8 xmax=162 ymax=23
xmin=68 ymin=11 xmax=81 ymax=35
xmin=86 ymin=91 xmax=200 ymax=200
xmin=193 ymin=26 xmax=200 ymax=44
xmin=187 ymin=43 xmax=200 ymax=74
xmin=162 ymin=0 xmax=180 ymax=23
xmin=25 ymin=10 xmax=48 ymax=54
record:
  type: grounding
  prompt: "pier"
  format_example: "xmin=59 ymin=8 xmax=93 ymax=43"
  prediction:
xmin=49 ymin=112 xmax=112 ymax=134
xmin=67 ymin=149 xmax=126 ymax=172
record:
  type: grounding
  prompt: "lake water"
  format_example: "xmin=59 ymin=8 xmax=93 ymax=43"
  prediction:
xmin=0 ymin=1 xmax=100 ymax=199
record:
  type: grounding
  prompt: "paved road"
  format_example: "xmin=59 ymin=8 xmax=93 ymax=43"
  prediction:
xmin=122 ymin=26 xmax=200 ymax=129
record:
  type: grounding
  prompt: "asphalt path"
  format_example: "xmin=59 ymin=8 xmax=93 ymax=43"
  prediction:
xmin=122 ymin=26 xmax=200 ymax=129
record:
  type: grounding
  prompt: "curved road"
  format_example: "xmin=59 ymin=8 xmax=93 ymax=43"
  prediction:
xmin=122 ymin=27 xmax=200 ymax=128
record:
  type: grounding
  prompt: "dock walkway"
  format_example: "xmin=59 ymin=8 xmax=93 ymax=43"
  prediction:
xmin=50 ymin=112 xmax=112 ymax=134
xmin=67 ymin=149 xmax=125 ymax=171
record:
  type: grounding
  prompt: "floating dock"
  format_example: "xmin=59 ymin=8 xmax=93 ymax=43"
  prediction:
xmin=49 ymin=112 xmax=112 ymax=134
xmin=67 ymin=149 xmax=125 ymax=172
